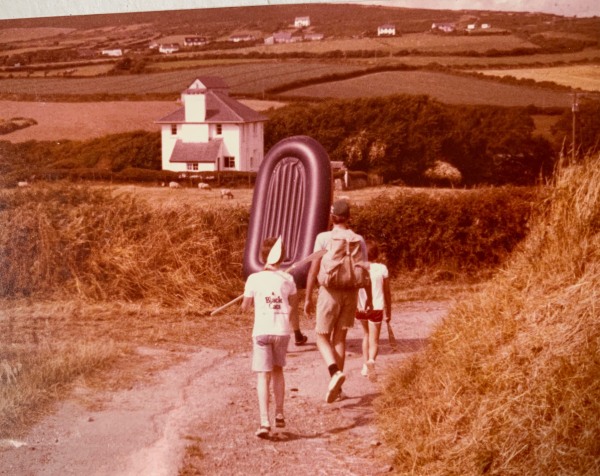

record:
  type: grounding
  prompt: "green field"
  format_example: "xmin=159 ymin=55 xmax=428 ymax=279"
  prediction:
xmin=284 ymin=70 xmax=572 ymax=107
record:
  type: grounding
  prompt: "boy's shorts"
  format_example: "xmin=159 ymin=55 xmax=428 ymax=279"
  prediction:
xmin=315 ymin=287 xmax=358 ymax=334
xmin=252 ymin=334 xmax=290 ymax=372
xmin=356 ymin=309 xmax=384 ymax=323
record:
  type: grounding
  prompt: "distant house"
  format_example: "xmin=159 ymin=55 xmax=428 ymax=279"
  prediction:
xmin=159 ymin=43 xmax=180 ymax=54
xmin=101 ymin=48 xmax=123 ymax=57
xmin=294 ymin=16 xmax=311 ymax=28
xmin=156 ymin=77 xmax=268 ymax=173
xmin=467 ymin=24 xmax=476 ymax=30
xmin=184 ymin=37 xmax=207 ymax=47
xmin=229 ymin=34 xmax=255 ymax=43
xmin=377 ymin=24 xmax=396 ymax=36
xmin=264 ymin=31 xmax=301 ymax=44
xmin=481 ymin=23 xmax=491 ymax=29
xmin=431 ymin=22 xmax=456 ymax=33
xmin=303 ymin=32 xmax=324 ymax=41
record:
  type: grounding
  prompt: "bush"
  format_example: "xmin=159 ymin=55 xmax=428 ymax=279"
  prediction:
xmin=352 ymin=187 xmax=539 ymax=274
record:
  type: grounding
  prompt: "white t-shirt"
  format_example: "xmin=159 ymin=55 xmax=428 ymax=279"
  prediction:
xmin=358 ymin=262 xmax=389 ymax=311
xmin=244 ymin=270 xmax=297 ymax=337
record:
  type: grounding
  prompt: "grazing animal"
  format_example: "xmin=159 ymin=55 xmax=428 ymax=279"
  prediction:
xmin=198 ymin=182 xmax=211 ymax=190
xmin=17 ymin=181 xmax=29 ymax=187
xmin=221 ymin=188 xmax=234 ymax=199
xmin=169 ymin=181 xmax=180 ymax=189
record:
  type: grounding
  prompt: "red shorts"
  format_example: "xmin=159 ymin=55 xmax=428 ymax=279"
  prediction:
xmin=355 ymin=309 xmax=383 ymax=323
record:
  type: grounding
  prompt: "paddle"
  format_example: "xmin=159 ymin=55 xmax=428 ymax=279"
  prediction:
xmin=209 ymin=249 xmax=326 ymax=316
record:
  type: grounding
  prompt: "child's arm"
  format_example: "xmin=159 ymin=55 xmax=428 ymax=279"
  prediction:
xmin=240 ymin=296 xmax=253 ymax=313
xmin=383 ymin=276 xmax=392 ymax=321
xmin=288 ymin=292 xmax=299 ymax=326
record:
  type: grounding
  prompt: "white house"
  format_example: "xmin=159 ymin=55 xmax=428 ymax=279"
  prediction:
xmin=431 ymin=22 xmax=456 ymax=33
xmin=101 ymin=48 xmax=123 ymax=57
xmin=156 ymin=77 xmax=267 ymax=173
xmin=159 ymin=43 xmax=180 ymax=54
xmin=294 ymin=16 xmax=310 ymax=28
xmin=377 ymin=24 xmax=396 ymax=36
xmin=184 ymin=37 xmax=207 ymax=47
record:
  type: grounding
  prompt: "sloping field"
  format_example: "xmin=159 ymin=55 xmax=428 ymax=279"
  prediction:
xmin=212 ymin=32 xmax=539 ymax=56
xmin=0 ymin=99 xmax=284 ymax=142
xmin=0 ymin=61 xmax=362 ymax=97
xmin=285 ymin=71 xmax=572 ymax=107
xmin=475 ymin=64 xmax=600 ymax=92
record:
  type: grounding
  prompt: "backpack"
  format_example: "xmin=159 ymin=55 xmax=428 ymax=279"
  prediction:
xmin=317 ymin=231 xmax=370 ymax=290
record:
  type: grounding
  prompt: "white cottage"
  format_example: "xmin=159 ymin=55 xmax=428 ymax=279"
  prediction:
xmin=156 ymin=77 xmax=267 ymax=173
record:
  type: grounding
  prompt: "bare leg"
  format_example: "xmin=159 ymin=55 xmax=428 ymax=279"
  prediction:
xmin=369 ymin=322 xmax=382 ymax=361
xmin=316 ymin=333 xmax=336 ymax=366
xmin=360 ymin=320 xmax=369 ymax=364
xmin=272 ymin=366 xmax=285 ymax=416
xmin=332 ymin=327 xmax=348 ymax=371
xmin=256 ymin=371 xmax=271 ymax=426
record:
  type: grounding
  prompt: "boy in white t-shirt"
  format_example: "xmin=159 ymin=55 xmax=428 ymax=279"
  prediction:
xmin=241 ymin=237 xmax=298 ymax=438
xmin=356 ymin=240 xmax=391 ymax=381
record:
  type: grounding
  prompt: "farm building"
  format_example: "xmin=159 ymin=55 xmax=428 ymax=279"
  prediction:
xmin=377 ymin=24 xmax=396 ymax=36
xmin=294 ymin=16 xmax=311 ymax=28
xmin=431 ymin=22 xmax=456 ymax=33
xmin=304 ymin=32 xmax=324 ymax=41
xmin=101 ymin=48 xmax=123 ymax=57
xmin=184 ymin=37 xmax=208 ymax=46
xmin=229 ymin=34 xmax=255 ymax=42
xmin=156 ymin=77 xmax=267 ymax=174
xmin=264 ymin=31 xmax=302 ymax=44
xmin=159 ymin=43 xmax=180 ymax=54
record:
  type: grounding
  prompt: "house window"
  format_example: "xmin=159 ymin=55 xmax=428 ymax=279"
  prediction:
xmin=224 ymin=156 xmax=235 ymax=168
xmin=216 ymin=124 xmax=222 ymax=135
xmin=187 ymin=163 xmax=198 ymax=171
xmin=171 ymin=124 xmax=177 ymax=135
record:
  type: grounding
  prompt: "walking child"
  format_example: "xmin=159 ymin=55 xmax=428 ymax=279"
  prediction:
xmin=241 ymin=237 xmax=298 ymax=438
xmin=356 ymin=240 xmax=392 ymax=381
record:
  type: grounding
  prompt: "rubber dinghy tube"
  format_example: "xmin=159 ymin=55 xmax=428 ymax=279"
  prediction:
xmin=243 ymin=135 xmax=332 ymax=288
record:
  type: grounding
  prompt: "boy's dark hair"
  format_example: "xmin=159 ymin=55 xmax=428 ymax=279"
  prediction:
xmin=261 ymin=237 xmax=286 ymax=265
xmin=366 ymin=240 xmax=379 ymax=261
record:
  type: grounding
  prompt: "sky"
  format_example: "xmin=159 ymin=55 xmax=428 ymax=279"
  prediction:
xmin=0 ymin=0 xmax=598 ymax=21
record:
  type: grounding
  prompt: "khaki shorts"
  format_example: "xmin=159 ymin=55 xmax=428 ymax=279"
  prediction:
xmin=252 ymin=334 xmax=290 ymax=372
xmin=315 ymin=287 xmax=358 ymax=335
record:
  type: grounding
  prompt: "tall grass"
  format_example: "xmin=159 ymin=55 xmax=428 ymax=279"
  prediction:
xmin=376 ymin=154 xmax=600 ymax=475
xmin=0 ymin=184 xmax=248 ymax=306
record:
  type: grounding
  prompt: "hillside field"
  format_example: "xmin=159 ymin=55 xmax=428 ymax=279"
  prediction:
xmin=475 ymin=64 xmax=600 ymax=92
xmin=284 ymin=70 xmax=572 ymax=107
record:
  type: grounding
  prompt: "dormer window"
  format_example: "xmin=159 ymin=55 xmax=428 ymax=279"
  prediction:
xmin=216 ymin=124 xmax=222 ymax=135
xmin=171 ymin=124 xmax=177 ymax=135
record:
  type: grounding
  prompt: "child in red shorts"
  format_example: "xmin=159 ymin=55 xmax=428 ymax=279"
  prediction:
xmin=356 ymin=240 xmax=391 ymax=381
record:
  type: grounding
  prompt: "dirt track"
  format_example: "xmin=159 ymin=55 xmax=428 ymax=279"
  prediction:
xmin=0 ymin=301 xmax=448 ymax=475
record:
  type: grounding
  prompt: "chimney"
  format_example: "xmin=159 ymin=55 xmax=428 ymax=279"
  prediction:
xmin=184 ymin=89 xmax=206 ymax=122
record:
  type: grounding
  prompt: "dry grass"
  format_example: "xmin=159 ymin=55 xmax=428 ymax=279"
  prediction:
xmin=476 ymin=64 xmax=600 ymax=92
xmin=377 ymin=153 xmax=600 ymax=475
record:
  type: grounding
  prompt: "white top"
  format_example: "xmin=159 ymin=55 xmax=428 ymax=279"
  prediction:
xmin=358 ymin=262 xmax=389 ymax=311
xmin=244 ymin=270 xmax=297 ymax=337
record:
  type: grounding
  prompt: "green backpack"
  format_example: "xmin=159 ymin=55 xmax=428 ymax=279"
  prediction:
xmin=317 ymin=231 xmax=370 ymax=290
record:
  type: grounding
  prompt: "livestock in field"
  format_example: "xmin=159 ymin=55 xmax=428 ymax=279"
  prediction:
xmin=198 ymin=182 xmax=211 ymax=190
xmin=221 ymin=188 xmax=234 ymax=199
xmin=169 ymin=181 xmax=181 ymax=188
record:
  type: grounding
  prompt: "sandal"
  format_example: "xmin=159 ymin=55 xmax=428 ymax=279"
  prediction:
xmin=275 ymin=415 xmax=285 ymax=428
xmin=255 ymin=425 xmax=271 ymax=438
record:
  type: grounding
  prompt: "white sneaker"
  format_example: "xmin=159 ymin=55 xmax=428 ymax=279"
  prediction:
xmin=361 ymin=363 xmax=369 ymax=377
xmin=325 ymin=371 xmax=346 ymax=403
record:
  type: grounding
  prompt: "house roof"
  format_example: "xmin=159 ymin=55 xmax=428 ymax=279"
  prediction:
xmin=156 ymin=90 xmax=267 ymax=123
xmin=169 ymin=139 xmax=223 ymax=163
